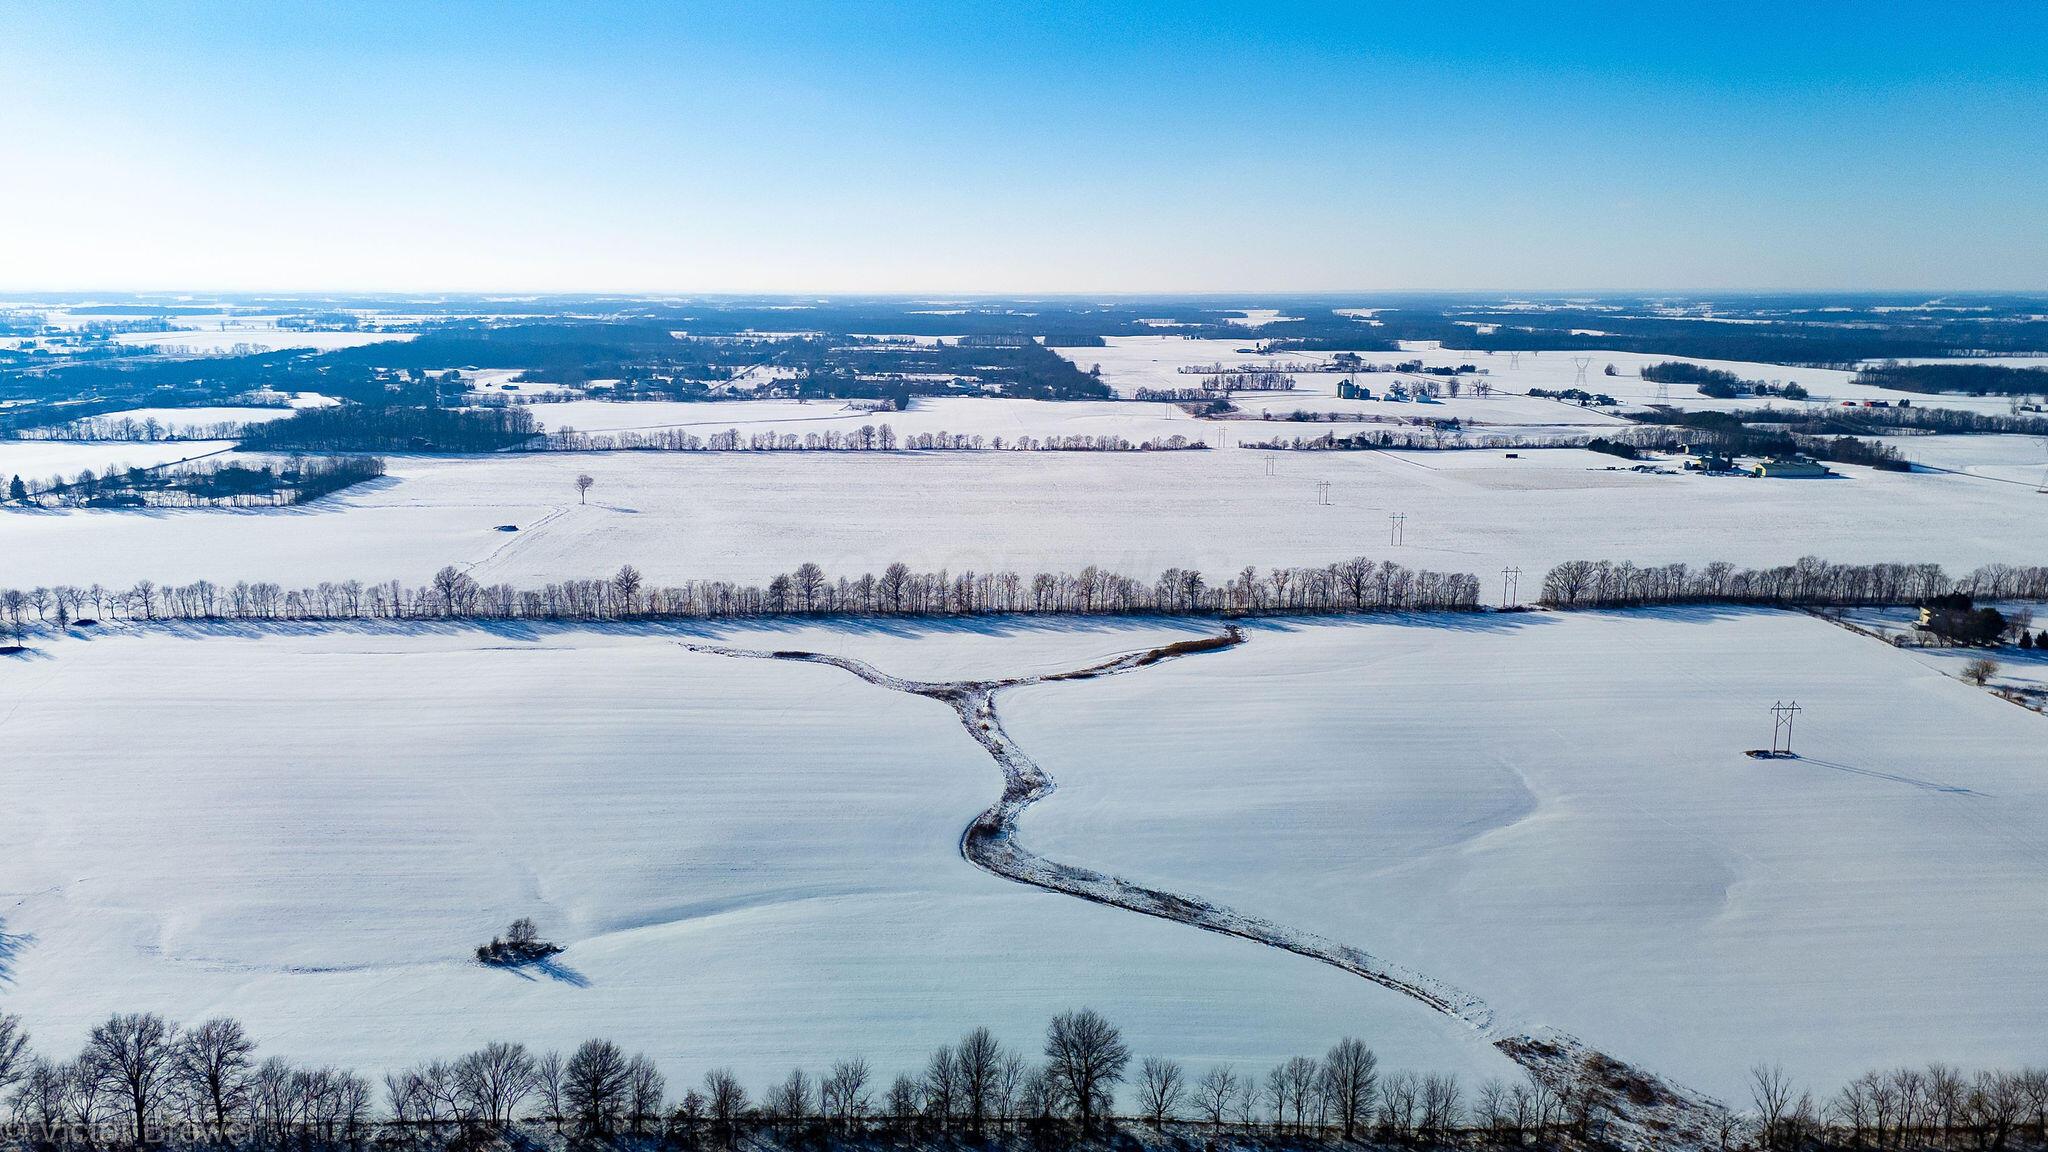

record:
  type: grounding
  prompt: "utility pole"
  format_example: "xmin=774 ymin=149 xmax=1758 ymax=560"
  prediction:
xmin=1770 ymin=700 xmax=1802 ymax=756
xmin=1389 ymin=512 xmax=1406 ymax=546
xmin=1264 ymin=453 xmax=1278 ymax=477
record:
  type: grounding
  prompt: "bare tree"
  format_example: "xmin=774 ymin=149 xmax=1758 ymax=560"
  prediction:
xmin=85 ymin=1012 xmax=178 ymax=1146
xmin=822 ymin=1058 xmax=872 ymax=1127
xmin=624 ymin=1055 xmax=664 ymax=1135
xmin=563 ymin=1039 xmax=629 ymax=1136
xmin=1752 ymin=1063 xmax=1798 ymax=1151
xmin=1195 ymin=1065 xmax=1240 ymax=1130
xmin=1043 ymin=1009 xmax=1129 ymax=1131
xmin=704 ymin=1068 xmax=748 ymax=1134
xmin=1136 ymin=1057 xmax=1186 ymax=1127
xmin=533 ymin=1050 xmax=565 ymax=1131
xmin=1964 ymin=657 xmax=2000 ymax=686
xmin=767 ymin=1067 xmax=813 ymax=1126
xmin=957 ymin=1028 xmax=1004 ymax=1131
xmin=922 ymin=1046 xmax=958 ymax=1128
xmin=1323 ymin=1037 xmax=1379 ymax=1139
xmin=575 ymin=473 xmax=594 ymax=504
xmin=0 ymin=1013 xmax=29 ymax=1103
xmin=173 ymin=1018 xmax=254 ymax=1143
xmin=884 ymin=1074 xmax=920 ymax=1126
xmin=452 ymin=1042 xmax=536 ymax=1129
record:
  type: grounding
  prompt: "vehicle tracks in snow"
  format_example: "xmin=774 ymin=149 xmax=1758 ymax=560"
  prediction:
xmin=679 ymin=626 xmax=1728 ymax=1146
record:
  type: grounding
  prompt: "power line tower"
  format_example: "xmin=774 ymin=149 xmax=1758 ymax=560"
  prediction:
xmin=1315 ymin=480 xmax=1332 ymax=506
xmin=1573 ymin=356 xmax=1593 ymax=386
xmin=1507 ymin=351 xmax=1521 ymax=370
xmin=1263 ymin=453 xmax=1278 ymax=477
xmin=1389 ymin=512 xmax=1406 ymax=545
xmin=1500 ymin=566 xmax=1521 ymax=608
xmin=1770 ymin=700 xmax=1802 ymax=756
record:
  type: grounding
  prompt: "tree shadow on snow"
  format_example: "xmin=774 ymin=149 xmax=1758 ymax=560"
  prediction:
xmin=489 ymin=955 xmax=592 ymax=988
xmin=0 ymin=919 xmax=33 ymax=986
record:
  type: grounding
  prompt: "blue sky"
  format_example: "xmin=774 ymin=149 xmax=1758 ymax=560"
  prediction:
xmin=1 ymin=2 xmax=2042 ymax=292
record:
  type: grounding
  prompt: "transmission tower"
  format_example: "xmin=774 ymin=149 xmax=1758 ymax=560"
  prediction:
xmin=1389 ymin=512 xmax=1406 ymax=545
xmin=1315 ymin=479 xmax=1333 ymax=506
xmin=1500 ymin=566 xmax=1521 ymax=608
xmin=1507 ymin=351 xmax=1521 ymax=370
xmin=1573 ymin=356 xmax=1593 ymax=386
xmin=1770 ymin=700 xmax=1802 ymax=756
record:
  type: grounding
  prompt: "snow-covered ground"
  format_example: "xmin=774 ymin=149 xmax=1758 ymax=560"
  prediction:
xmin=0 ymin=622 xmax=1512 ymax=1090
xmin=110 ymin=329 xmax=414 ymax=353
xmin=64 ymin=406 xmax=301 ymax=430
xmin=1057 ymin=336 xmax=2034 ymax=418
xmin=0 ymin=440 xmax=237 ymax=483
xmin=5 ymin=447 xmax=2044 ymax=603
xmin=1880 ymin=433 xmax=2048 ymax=486
xmin=1000 ymin=610 xmax=2048 ymax=1100
xmin=522 ymin=396 xmax=1218 ymax=444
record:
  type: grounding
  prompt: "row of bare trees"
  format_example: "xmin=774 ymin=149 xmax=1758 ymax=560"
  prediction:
xmin=1750 ymin=1061 xmax=2048 ymax=1152
xmin=1538 ymin=558 xmax=2048 ymax=610
xmin=536 ymin=424 xmax=1205 ymax=452
xmin=0 ymin=558 xmax=1481 ymax=637
xmin=6 ymin=1012 xmax=2048 ymax=1151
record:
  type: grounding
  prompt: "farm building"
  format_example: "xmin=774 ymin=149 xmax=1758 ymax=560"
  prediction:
xmin=1751 ymin=457 xmax=1833 ymax=479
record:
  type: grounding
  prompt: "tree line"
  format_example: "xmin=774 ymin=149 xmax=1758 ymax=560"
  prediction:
xmin=7 ymin=415 xmax=269 ymax=443
xmin=535 ymin=425 xmax=1207 ymax=452
xmin=1536 ymin=557 xmax=2048 ymax=609
xmin=0 ymin=558 xmax=1481 ymax=639
xmin=4 ymin=1010 xmax=2045 ymax=1152
xmin=8 ymin=457 xmax=385 ymax=510
xmin=238 ymin=408 xmax=538 ymax=453
xmin=1854 ymin=362 xmax=2048 ymax=397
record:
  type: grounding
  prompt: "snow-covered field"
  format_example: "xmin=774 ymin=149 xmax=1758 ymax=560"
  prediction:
xmin=522 ymin=396 xmax=1217 ymax=444
xmin=5 ymin=446 xmax=2045 ymax=602
xmin=66 ymin=405 xmax=301 ymax=429
xmin=1001 ymin=610 xmax=2048 ymax=1099
xmin=4 ymin=610 xmax=2041 ymax=1101
xmin=0 ymin=440 xmax=236 ymax=483
xmin=1058 ymin=336 xmax=2034 ymax=419
xmin=1881 ymin=433 xmax=2048 ymax=486
xmin=0 ymin=622 xmax=1512 ymax=1088
xmin=110 ymin=329 xmax=414 ymax=353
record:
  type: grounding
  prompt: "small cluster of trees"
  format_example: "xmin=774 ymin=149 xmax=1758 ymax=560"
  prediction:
xmin=474 ymin=918 xmax=562 ymax=967
xmin=1198 ymin=370 xmax=1297 ymax=392
xmin=535 ymin=424 xmax=1205 ymax=452
xmin=1537 ymin=557 xmax=2048 ymax=610
xmin=0 ymin=558 xmax=1480 ymax=638
xmin=15 ymin=456 xmax=385 ymax=509
xmin=1528 ymin=387 xmax=1619 ymax=406
xmin=1641 ymin=361 xmax=1813 ymax=402
xmin=1918 ymin=594 xmax=2017 ymax=648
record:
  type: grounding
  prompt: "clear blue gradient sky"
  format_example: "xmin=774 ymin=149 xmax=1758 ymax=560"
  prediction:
xmin=1 ymin=1 xmax=2042 ymax=292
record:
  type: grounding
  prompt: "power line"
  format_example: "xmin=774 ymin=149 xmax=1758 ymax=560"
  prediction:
xmin=1770 ymin=700 xmax=1802 ymax=756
